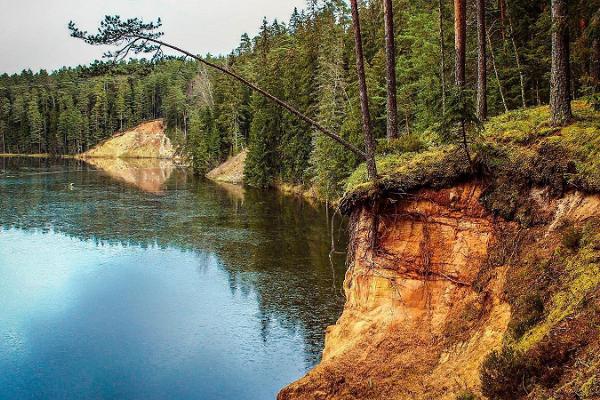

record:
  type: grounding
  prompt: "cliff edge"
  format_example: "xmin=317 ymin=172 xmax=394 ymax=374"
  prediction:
xmin=280 ymin=101 xmax=600 ymax=399
xmin=80 ymin=120 xmax=175 ymax=159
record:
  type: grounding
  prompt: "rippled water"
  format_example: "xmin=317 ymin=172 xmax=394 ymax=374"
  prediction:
xmin=0 ymin=157 xmax=347 ymax=400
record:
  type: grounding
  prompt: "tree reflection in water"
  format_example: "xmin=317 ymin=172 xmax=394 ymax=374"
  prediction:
xmin=0 ymin=156 xmax=347 ymax=366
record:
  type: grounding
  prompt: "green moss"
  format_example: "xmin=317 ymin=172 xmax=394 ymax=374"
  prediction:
xmin=376 ymin=134 xmax=426 ymax=155
xmin=561 ymin=227 xmax=583 ymax=250
xmin=346 ymin=147 xmax=456 ymax=190
xmin=341 ymin=101 xmax=600 ymax=213
xmin=579 ymin=375 xmax=599 ymax=399
xmin=516 ymin=225 xmax=600 ymax=351
xmin=455 ymin=391 xmax=478 ymax=400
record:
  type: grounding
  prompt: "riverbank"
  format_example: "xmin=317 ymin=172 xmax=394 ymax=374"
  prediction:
xmin=205 ymin=150 xmax=331 ymax=205
xmin=0 ymin=153 xmax=75 ymax=158
xmin=280 ymin=101 xmax=600 ymax=399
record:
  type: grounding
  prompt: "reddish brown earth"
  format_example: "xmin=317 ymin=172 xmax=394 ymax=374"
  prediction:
xmin=279 ymin=182 xmax=600 ymax=400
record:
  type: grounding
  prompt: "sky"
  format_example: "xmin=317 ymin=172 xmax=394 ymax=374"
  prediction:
xmin=0 ymin=0 xmax=307 ymax=74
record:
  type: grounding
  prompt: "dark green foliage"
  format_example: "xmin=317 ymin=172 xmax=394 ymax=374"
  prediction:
xmin=588 ymin=93 xmax=600 ymax=111
xmin=480 ymin=347 xmax=534 ymax=400
xmin=562 ymin=226 xmax=583 ymax=250
xmin=455 ymin=392 xmax=477 ymax=400
xmin=0 ymin=59 xmax=199 ymax=155
xmin=508 ymin=294 xmax=545 ymax=339
xmin=440 ymin=87 xmax=481 ymax=166
xmin=377 ymin=134 xmax=425 ymax=155
xmin=68 ymin=16 xmax=164 ymax=61
xmin=3 ymin=0 xmax=600 ymax=192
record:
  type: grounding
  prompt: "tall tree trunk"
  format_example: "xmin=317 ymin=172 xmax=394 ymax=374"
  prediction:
xmin=350 ymin=0 xmax=378 ymax=181
xmin=477 ymin=0 xmax=488 ymax=120
xmin=439 ymin=0 xmax=447 ymax=114
xmin=550 ymin=0 xmax=572 ymax=125
xmin=577 ymin=19 xmax=590 ymax=79
xmin=504 ymin=0 xmax=527 ymax=107
xmin=592 ymin=38 xmax=600 ymax=87
xmin=498 ymin=0 xmax=506 ymax=40
xmin=383 ymin=0 xmax=399 ymax=139
xmin=454 ymin=0 xmax=467 ymax=87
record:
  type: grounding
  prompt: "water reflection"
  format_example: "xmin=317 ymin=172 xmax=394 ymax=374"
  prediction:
xmin=0 ymin=157 xmax=347 ymax=399
xmin=81 ymin=157 xmax=176 ymax=194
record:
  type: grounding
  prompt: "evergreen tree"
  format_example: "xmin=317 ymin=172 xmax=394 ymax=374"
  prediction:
xmin=27 ymin=90 xmax=44 ymax=152
xmin=550 ymin=0 xmax=572 ymax=125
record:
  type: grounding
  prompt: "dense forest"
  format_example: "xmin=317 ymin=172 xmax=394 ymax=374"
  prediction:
xmin=1 ymin=0 xmax=599 ymax=197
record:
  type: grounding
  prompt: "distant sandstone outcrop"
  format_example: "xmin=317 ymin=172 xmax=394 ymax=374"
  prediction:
xmin=81 ymin=120 xmax=175 ymax=159
xmin=206 ymin=150 xmax=247 ymax=185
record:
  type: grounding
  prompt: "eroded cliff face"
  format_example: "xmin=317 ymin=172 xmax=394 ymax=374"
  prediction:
xmin=81 ymin=120 xmax=175 ymax=159
xmin=280 ymin=182 xmax=600 ymax=400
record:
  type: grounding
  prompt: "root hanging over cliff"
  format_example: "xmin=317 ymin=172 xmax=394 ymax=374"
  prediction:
xmin=280 ymin=181 xmax=600 ymax=400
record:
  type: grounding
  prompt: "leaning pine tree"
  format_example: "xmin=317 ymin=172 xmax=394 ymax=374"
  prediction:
xmin=67 ymin=16 xmax=369 ymax=163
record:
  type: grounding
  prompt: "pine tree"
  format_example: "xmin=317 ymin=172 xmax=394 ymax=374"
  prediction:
xmin=454 ymin=0 xmax=467 ymax=87
xmin=383 ymin=0 xmax=399 ymax=139
xmin=477 ymin=0 xmax=488 ymax=120
xmin=550 ymin=0 xmax=572 ymax=125
xmin=350 ymin=0 xmax=377 ymax=181
xmin=27 ymin=90 xmax=44 ymax=153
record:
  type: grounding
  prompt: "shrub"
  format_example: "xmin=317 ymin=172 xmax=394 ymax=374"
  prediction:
xmin=561 ymin=227 xmax=583 ymax=250
xmin=377 ymin=134 xmax=425 ymax=155
xmin=587 ymin=93 xmax=600 ymax=112
xmin=456 ymin=391 xmax=477 ymax=400
xmin=480 ymin=347 xmax=536 ymax=400
xmin=509 ymin=293 xmax=545 ymax=339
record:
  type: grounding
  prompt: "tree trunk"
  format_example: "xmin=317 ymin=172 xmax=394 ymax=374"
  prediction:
xmin=383 ymin=0 xmax=399 ymax=139
xmin=550 ymin=0 xmax=572 ymax=126
xmin=504 ymin=0 xmax=527 ymax=108
xmin=498 ymin=0 xmax=506 ymax=40
xmin=439 ymin=0 xmax=447 ymax=114
xmin=487 ymin=32 xmax=508 ymax=112
xmin=592 ymin=38 xmax=600 ymax=87
xmin=579 ymin=18 xmax=590 ymax=78
xmin=350 ymin=0 xmax=378 ymax=181
xmin=477 ymin=0 xmax=487 ymax=120
xmin=454 ymin=0 xmax=467 ymax=87
xmin=143 ymin=39 xmax=367 ymax=160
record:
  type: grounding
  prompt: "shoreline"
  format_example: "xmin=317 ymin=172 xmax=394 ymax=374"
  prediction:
xmin=0 ymin=153 xmax=76 ymax=159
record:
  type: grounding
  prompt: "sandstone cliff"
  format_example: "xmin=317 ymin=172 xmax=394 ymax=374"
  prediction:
xmin=80 ymin=120 xmax=175 ymax=159
xmin=281 ymin=184 xmax=599 ymax=399
xmin=280 ymin=102 xmax=600 ymax=399
xmin=206 ymin=150 xmax=247 ymax=184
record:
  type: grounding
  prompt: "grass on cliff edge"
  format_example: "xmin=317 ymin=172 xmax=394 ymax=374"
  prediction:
xmin=342 ymin=100 xmax=600 ymax=211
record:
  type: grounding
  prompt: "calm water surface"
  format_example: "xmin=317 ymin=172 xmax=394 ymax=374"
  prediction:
xmin=0 ymin=157 xmax=347 ymax=400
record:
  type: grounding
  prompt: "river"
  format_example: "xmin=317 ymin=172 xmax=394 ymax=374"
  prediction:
xmin=0 ymin=156 xmax=347 ymax=400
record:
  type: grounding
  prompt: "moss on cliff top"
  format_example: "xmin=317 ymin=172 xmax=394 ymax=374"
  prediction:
xmin=341 ymin=101 xmax=600 ymax=214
